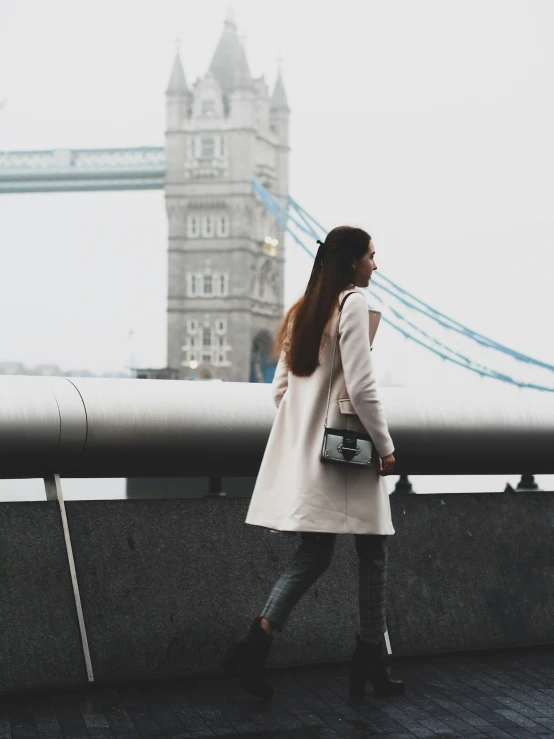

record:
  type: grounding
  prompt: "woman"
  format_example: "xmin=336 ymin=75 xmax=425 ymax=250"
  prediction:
xmin=221 ymin=226 xmax=404 ymax=701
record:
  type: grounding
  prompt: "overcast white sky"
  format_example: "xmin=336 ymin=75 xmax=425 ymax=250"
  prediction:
xmin=0 ymin=0 xmax=553 ymax=496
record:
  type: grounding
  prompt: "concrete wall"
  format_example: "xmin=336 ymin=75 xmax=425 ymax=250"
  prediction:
xmin=0 ymin=504 xmax=87 ymax=693
xmin=1 ymin=490 xmax=552 ymax=694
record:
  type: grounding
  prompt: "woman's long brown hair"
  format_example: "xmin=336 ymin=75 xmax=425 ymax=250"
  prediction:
xmin=273 ymin=226 xmax=371 ymax=377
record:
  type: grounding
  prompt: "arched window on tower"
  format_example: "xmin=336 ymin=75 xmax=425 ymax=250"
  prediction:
xmin=204 ymin=275 xmax=213 ymax=295
xmin=200 ymin=137 xmax=215 ymax=158
xmin=217 ymin=215 xmax=229 ymax=237
xmin=201 ymin=100 xmax=216 ymax=117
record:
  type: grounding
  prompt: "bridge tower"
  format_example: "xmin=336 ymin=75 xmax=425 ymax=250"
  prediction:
xmin=165 ymin=12 xmax=290 ymax=382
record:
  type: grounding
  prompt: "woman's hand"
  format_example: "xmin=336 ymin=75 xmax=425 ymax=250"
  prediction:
xmin=379 ymin=453 xmax=395 ymax=476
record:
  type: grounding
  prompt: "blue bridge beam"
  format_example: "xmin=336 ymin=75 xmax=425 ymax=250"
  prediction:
xmin=0 ymin=147 xmax=166 ymax=193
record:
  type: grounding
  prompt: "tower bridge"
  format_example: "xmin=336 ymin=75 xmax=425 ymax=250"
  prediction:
xmin=2 ymin=10 xmax=551 ymax=395
xmin=0 ymin=11 xmax=288 ymax=384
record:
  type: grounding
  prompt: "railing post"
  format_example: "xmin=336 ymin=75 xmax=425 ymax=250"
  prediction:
xmin=394 ymin=474 xmax=415 ymax=494
xmin=516 ymin=474 xmax=540 ymax=491
xmin=205 ymin=477 xmax=226 ymax=497
xmin=44 ymin=473 xmax=94 ymax=683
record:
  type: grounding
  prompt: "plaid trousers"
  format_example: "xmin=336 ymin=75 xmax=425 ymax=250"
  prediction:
xmin=260 ymin=532 xmax=388 ymax=637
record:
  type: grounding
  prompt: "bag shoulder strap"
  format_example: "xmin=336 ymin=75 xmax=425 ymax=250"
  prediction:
xmin=339 ymin=291 xmax=357 ymax=312
xmin=323 ymin=291 xmax=357 ymax=429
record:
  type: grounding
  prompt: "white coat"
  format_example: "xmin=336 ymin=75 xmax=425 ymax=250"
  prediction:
xmin=245 ymin=286 xmax=396 ymax=535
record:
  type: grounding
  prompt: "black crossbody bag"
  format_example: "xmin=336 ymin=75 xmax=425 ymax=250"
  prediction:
xmin=320 ymin=292 xmax=374 ymax=468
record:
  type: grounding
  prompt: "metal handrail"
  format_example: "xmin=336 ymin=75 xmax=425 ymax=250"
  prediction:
xmin=0 ymin=375 xmax=553 ymax=479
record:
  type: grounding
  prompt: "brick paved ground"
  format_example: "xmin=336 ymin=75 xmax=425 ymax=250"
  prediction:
xmin=1 ymin=646 xmax=554 ymax=739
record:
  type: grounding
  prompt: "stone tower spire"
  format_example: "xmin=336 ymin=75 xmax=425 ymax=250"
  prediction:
xmin=165 ymin=47 xmax=190 ymax=131
xmin=270 ymin=67 xmax=290 ymax=202
xmin=166 ymin=49 xmax=188 ymax=95
xmin=271 ymin=68 xmax=289 ymax=112
xmin=208 ymin=11 xmax=253 ymax=100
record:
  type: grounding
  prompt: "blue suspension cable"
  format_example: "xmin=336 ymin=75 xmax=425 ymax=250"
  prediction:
xmin=372 ymin=272 xmax=554 ymax=371
xmin=253 ymin=182 xmax=315 ymax=260
xmin=253 ymin=179 xmax=554 ymax=391
xmin=285 ymin=187 xmax=554 ymax=371
xmin=287 ymin=194 xmax=327 ymax=236
xmin=378 ymin=312 xmax=553 ymax=391
xmin=253 ymin=179 xmax=323 ymax=244
xmin=368 ymin=287 xmax=523 ymax=382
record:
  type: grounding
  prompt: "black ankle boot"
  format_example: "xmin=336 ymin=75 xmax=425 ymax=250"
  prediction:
xmin=348 ymin=633 xmax=405 ymax=697
xmin=221 ymin=617 xmax=274 ymax=701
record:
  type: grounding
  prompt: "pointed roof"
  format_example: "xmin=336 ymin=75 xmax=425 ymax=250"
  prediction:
xmin=271 ymin=69 xmax=290 ymax=111
xmin=233 ymin=43 xmax=253 ymax=89
xmin=166 ymin=51 xmax=188 ymax=95
xmin=209 ymin=15 xmax=253 ymax=95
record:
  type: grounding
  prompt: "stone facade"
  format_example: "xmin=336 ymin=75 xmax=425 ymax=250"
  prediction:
xmin=165 ymin=13 xmax=290 ymax=382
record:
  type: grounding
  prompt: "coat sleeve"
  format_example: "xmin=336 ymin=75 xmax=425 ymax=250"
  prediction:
xmin=271 ymin=350 xmax=289 ymax=408
xmin=338 ymin=293 xmax=395 ymax=458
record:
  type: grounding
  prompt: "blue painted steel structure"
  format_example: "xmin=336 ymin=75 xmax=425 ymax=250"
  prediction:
xmin=0 ymin=147 xmax=165 ymax=193
xmin=252 ymin=178 xmax=554 ymax=393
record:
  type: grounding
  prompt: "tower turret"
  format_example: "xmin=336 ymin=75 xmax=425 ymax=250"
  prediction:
xmin=165 ymin=49 xmax=190 ymax=131
xmin=270 ymin=68 xmax=290 ymax=200
xmin=270 ymin=69 xmax=290 ymax=143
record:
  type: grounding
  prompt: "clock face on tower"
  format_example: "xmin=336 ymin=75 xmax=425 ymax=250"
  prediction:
xmin=262 ymin=236 xmax=278 ymax=257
